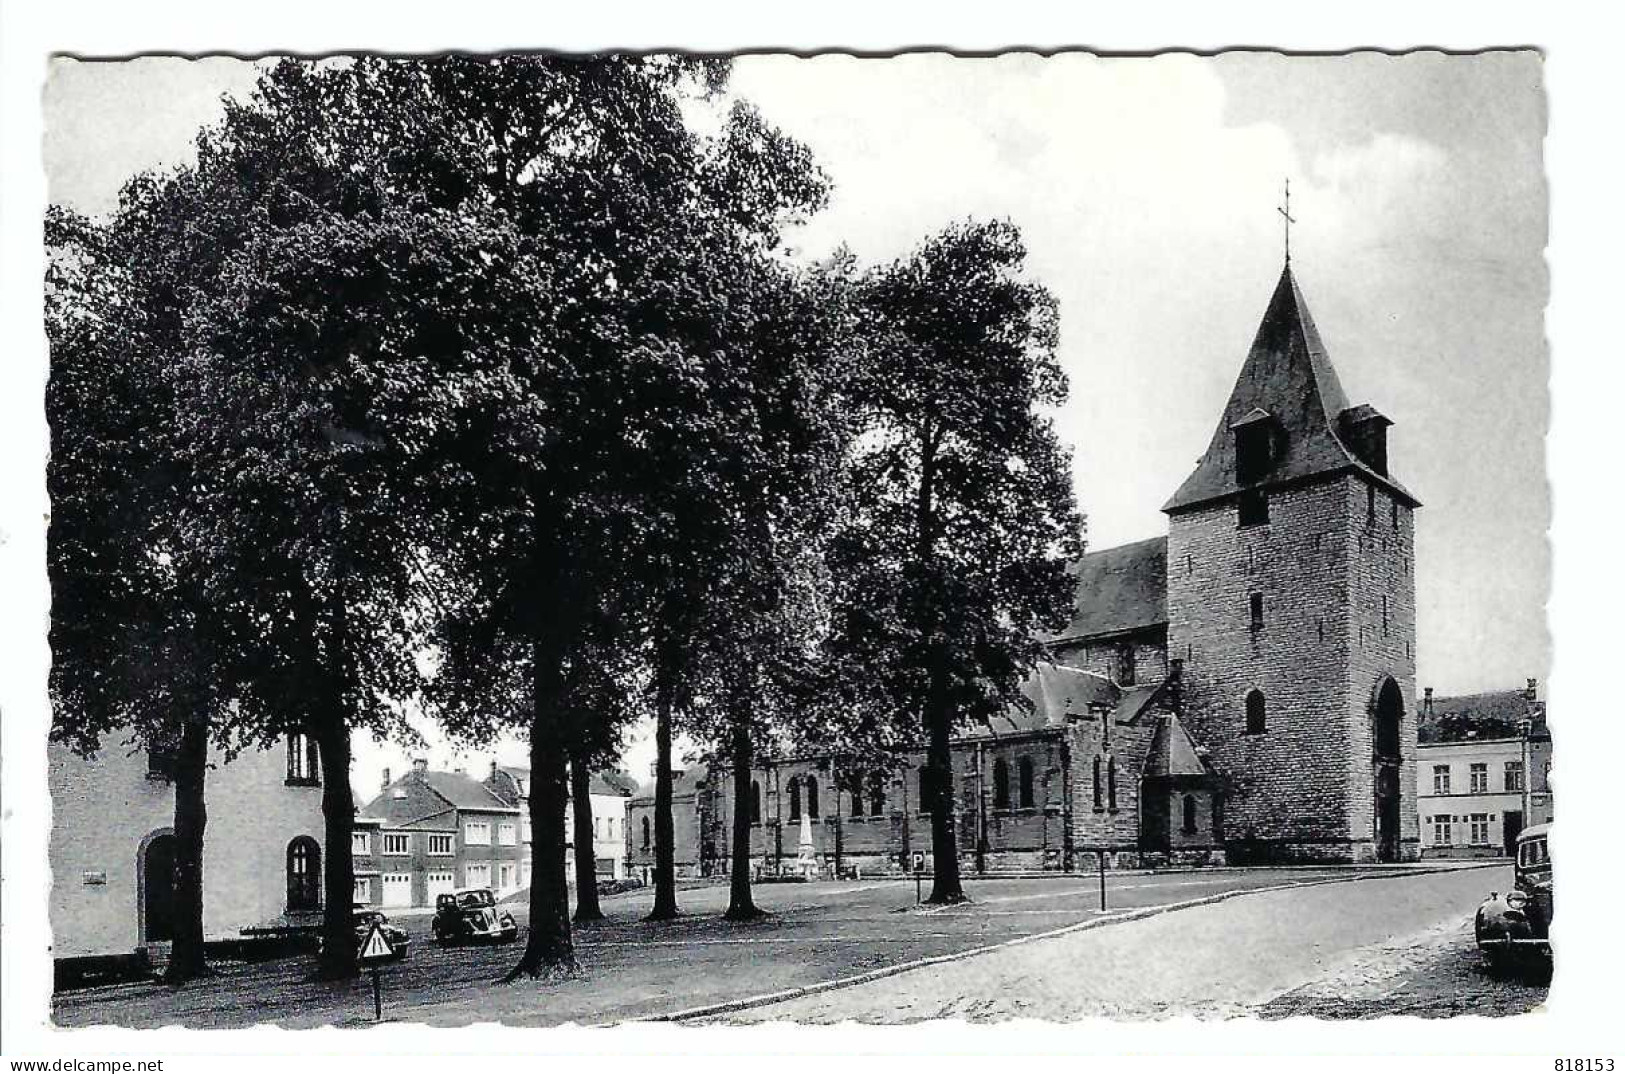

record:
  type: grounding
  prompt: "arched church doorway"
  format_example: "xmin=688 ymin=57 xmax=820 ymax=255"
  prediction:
xmin=138 ymin=831 xmax=177 ymax=943
xmin=1372 ymin=676 xmax=1404 ymax=862
xmin=286 ymin=836 xmax=322 ymax=912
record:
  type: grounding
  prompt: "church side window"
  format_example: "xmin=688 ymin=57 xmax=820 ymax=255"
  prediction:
xmin=1092 ymin=756 xmax=1103 ymax=811
xmin=992 ymin=758 xmax=1010 ymax=810
xmin=1249 ymin=593 xmax=1264 ymax=632
xmin=1182 ymin=794 xmax=1198 ymax=835
xmin=848 ymin=773 xmax=864 ymax=818
xmin=1245 ymin=690 xmax=1267 ymax=735
xmin=286 ymin=732 xmax=319 ymax=785
xmin=806 ymin=776 xmax=820 ymax=819
xmin=788 ymin=777 xmax=802 ymax=820
xmin=869 ymin=772 xmax=886 ymax=816
xmin=1367 ymin=484 xmax=1377 ymax=528
xmin=749 ymin=780 xmax=762 ymax=825
xmin=1018 ymin=756 xmax=1036 ymax=809
xmin=1106 ymin=757 xmax=1118 ymax=812
xmin=1117 ymin=643 xmax=1136 ymax=686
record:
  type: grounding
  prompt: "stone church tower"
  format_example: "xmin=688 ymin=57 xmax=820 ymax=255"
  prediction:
xmin=1163 ymin=262 xmax=1422 ymax=863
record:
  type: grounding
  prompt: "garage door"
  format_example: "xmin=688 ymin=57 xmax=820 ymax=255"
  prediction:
xmin=425 ymin=870 xmax=455 ymax=903
xmin=381 ymin=873 xmax=413 ymax=908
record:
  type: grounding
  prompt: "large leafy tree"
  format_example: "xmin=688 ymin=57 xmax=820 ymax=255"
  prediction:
xmin=45 ymin=202 xmax=226 ymax=985
xmin=827 ymin=219 xmax=1083 ymax=903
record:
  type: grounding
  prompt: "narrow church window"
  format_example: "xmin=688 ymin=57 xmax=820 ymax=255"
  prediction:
xmin=642 ymin=816 xmax=651 ymax=850
xmin=1117 ymin=643 xmax=1136 ymax=686
xmin=286 ymin=732 xmax=319 ymax=785
xmin=1238 ymin=490 xmax=1268 ymax=527
xmin=992 ymin=758 xmax=1010 ymax=809
xmin=869 ymin=772 xmax=885 ymax=817
xmin=1316 ymin=618 xmax=1324 ymax=643
xmin=849 ymin=773 xmax=864 ymax=818
xmin=1092 ymin=756 xmax=1103 ymax=811
xmin=806 ymin=776 xmax=820 ymax=819
xmin=1019 ymin=756 xmax=1036 ymax=809
xmin=1182 ymin=794 xmax=1198 ymax=835
xmin=1392 ymin=501 xmax=1400 ymax=532
xmin=1249 ymin=592 xmax=1264 ymax=631
xmin=788 ymin=777 xmax=802 ymax=820
xmin=1382 ymin=595 xmax=1389 ymax=635
xmin=1106 ymin=757 xmax=1118 ymax=812
xmin=750 ymin=780 xmax=762 ymax=824
xmin=1185 ymin=553 xmax=1193 ymax=576
xmin=1367 ymin=484 xmax=1377 ymax=528
xmin=1245 ymin=690 xmax=1267 ymax=734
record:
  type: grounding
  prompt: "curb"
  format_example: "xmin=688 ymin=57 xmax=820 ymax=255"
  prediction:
xmin=648 ymin=861 xmax=1499 ymax=1024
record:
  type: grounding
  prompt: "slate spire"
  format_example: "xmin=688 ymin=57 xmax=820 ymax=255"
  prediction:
xmin=1163 ymin=261 xmax=1418 ymax=514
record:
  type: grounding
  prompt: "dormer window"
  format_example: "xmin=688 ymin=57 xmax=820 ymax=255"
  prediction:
xmin=1232 ymin=409 xmax=1278 ymax=485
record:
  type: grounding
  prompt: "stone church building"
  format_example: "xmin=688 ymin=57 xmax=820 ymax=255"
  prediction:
xmin=631 ymin=260 xmax=1422 ymax=878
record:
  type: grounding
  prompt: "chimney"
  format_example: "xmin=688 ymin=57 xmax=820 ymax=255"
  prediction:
xmin=412 ymin=757 xmax=428 ymax=776
xmin=1525 ymin=677 xmax=1538 ymax=702
xmin=380 ymin=767 xmax=391 ymax=791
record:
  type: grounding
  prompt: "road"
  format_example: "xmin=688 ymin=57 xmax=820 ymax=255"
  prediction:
xmin=52 ymin=863 xmax=1521 ymax=1028
xmin=720 ymin=863 xmax=1544 ymax=1022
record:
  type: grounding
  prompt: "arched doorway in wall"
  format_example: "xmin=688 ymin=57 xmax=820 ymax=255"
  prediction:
xmin=138 ymin=830 xmax=177 ymax=943
xmin=1372 ymin=676 xmax=1405 ymax=862
xmin=286 ymin=836 xmax=322 ymax=912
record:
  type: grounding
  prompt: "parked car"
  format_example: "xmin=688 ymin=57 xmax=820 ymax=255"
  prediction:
xmin=1474 ymin=822 xmax=1552 ymax=970
xmin=431 ymin=888 xmax=519 ymax=946
xmin=320 ymin=905 xmax=410 ymax=961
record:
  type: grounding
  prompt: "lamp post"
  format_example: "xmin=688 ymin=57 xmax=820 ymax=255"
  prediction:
xmin=1519 ymin=717 xmax=1532 ymax=830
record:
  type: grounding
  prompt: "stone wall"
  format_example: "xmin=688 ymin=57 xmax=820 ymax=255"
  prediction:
xmin=1166 ymin=475 xmax=1418 ymax=862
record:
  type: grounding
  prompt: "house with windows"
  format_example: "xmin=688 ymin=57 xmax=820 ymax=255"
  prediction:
xmin=357 ymin=759 xmax=525 ymax=907
xmin=626 ymin=257 xmax=1424 ymax=873
xmin=48 ymin=730 xmax=326 ymax=966
xmin=484 ymin=763 xmax=635 ymax=887
xmin=1417 ymin=678 xmax=1553 ymax=858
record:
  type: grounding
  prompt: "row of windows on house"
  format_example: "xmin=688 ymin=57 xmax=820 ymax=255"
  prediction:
xmin=1428 ymin=813 xmax=1495 ymax=846
xmin=353 ymin=814 xmax=623 ymax=857
xmin=1429 ymin=761 xmax=1537 ymax=796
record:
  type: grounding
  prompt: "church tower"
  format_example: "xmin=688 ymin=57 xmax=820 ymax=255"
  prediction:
xmin=1163 ymin=261 xmax=1421 ymax=863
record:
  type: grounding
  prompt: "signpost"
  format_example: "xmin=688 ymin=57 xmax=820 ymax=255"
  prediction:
xmin=911 ymin=851 xmax=926 ymax=904
xmin=357 ymin=922 xmax=394 ymax=1021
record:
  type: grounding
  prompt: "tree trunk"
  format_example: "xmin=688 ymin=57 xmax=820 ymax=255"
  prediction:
xmin=569 ymin=750 xmax=603 ymax=923
xmin=647 ymin=653 xmax=679 ymax=921
xmin=164 ymin=715 xmax=212 ymax=984
xmin=506 ymin=710 xmax=576 ymax=979
xmin=724 ymin=718 xmax=764 ymax=921
xmin=925 ymin=673 xmax=966 ymax=904
xmin=314 ymin=719 xmax=358 ymax=980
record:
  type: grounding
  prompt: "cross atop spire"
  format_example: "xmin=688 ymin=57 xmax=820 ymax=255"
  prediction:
xmin=1277 ymin=177 xmax=1296 ymax=263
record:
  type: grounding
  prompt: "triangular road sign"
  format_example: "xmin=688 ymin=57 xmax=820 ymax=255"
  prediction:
xmin=358 ymin=922 xmax=394 ymax=963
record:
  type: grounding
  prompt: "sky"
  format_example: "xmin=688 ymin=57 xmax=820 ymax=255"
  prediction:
xmin=40 ymin=51 xmax=1549 ymax=798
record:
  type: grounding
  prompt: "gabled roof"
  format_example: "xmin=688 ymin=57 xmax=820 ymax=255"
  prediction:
xmin=494 ymin=764 xmax=636 ymax=801
xmin=1164 ymin=262 xmax=1418 ymax=514
xmin=1046 ymin=536 xmax=1168 ymax=643
xmin=1143 ymin=713 xmax=1211 ymax=778
xmin=982 ymin=664 xmax=1121 ymax=735
xmin=362 ymin=767 xmax=519 ymax=822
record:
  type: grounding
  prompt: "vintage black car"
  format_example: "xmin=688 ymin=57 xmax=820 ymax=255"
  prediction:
xmin=352 ymin=906 xmax=411 ymax=961
xmin=431 ymin=888 xmax=519 ymax=946
xmin=1475 ymin=822 xmax=1552 ymax=969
